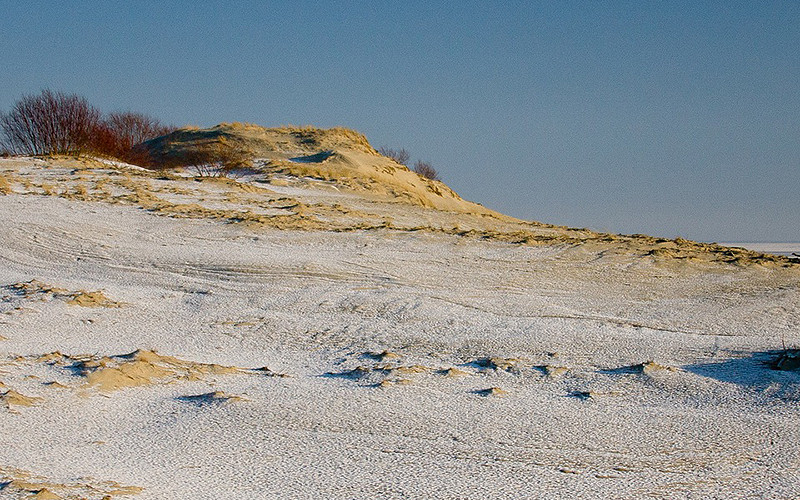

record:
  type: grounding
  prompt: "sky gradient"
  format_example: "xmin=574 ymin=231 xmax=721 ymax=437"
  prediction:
xmin=2 ymin=1 xmax=798 ymax=242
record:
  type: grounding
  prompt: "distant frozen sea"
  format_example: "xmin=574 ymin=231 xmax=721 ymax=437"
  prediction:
xmin=717 ymin=242 xmax=800 ymax=257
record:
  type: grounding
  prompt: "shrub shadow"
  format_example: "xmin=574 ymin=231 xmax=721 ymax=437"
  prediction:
xmin=682 ymin=350 xmax=799 ymax=387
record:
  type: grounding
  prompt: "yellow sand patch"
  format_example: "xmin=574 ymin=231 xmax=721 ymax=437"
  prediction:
xmin=8 ymin=280 xmax=122 ymax=308
xmin=475 ymin=357 xmax=521 ymax=372
xmin=438 ymin=367 xmax=471 ymax=378
xmin=0 ymin=173 xmax=13 ymax=194
xmin=23 ymin=350 xmax=289 ymax=393
xmin=39 ymin=182 xmax=56 ymax=195
xmin=70 ymin=349 xmax=242 ymax=393
xmin=388 ymin=365 xmax=430 ymax=375
xmin=30 ymin=488 xmax=63 ymax=499
xmin=0 ymin=466 xmax=142 ymax=499
xmin=543 ymin=365 xmax=569 ymax=378
xmin=66 ymin=290 xmax=121 ymax=308
xmin=1 ymin=389 xmax=42 ymax=408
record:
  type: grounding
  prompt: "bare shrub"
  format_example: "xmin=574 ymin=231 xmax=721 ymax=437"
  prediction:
xmin=0 ymin=89 xmax=101 ymax=155
xmin=91 ymin=112 xmax=175 ymax=164
xmin=413 ymin=160 xmax=440 ymax=181
xmin=378 ymin=146 xmax=410 ymax=166
xmin=154 ymin=138 xmax=253 ymax=177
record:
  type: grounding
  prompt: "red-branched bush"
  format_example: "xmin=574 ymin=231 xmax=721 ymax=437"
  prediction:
xmin=91 ymin=112 xmax=175 ymax=164
xmin=0 ymin=90 xmax=174 ymax=165
xmin=0 ymin=90 xmax=101 ymax=156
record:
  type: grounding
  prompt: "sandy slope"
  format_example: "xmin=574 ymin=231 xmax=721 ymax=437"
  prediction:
xmin=0 ymin=155 xmax=799 ymax=499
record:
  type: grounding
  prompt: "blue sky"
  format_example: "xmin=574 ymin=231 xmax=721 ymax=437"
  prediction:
xmin=2 ymin=1 xmax=798 ymax=241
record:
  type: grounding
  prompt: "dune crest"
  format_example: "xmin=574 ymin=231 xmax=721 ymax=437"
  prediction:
xmin=140 ymin=123 xmax=492 ymax=214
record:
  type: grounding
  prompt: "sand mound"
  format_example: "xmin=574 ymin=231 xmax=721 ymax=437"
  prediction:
xmin=1 ymin=389 xmax=41 ymax=409
xmin=0 ymin=466 xmax=142 ymax=499
xmin=372 ymin=363 xmax=430 ymax=375
xmin=604 ymin=361 xmax=677 ymax=376
xmin=139 ymin=123 xmax=500 ymax=215
xmin=27 ymin=350 xmax=246 ymax=393
xmin=327 ymin=361 xmax=432 ymax=385
xmin=327 ymin=366 xmax=373 ymax=380
xmin=437 ymin=367 xmax=471 ymax=378
xmin=253 ymin=366 xmax=291 ymax=378
xmin=6 ymin=280 xmax=122 ymax=308
xmin=473 ymin=357 xmax=521 ymax=372
xmin=75 ymin=350 xmax=242 ymax=392
xmin=141 ymin=123 xmax=378 ymax=158
xmin=65 ymin=291 xmax=119 ymax=308
xmin=474 ymin=387 xmax=509 ymax=397
xmin=631 ymin=361 xmax=676 ymax=375
xmin=30 ymin=488 xmax=62 ymax=500
xmin=539 ymin=365 xmax=569 ymax=378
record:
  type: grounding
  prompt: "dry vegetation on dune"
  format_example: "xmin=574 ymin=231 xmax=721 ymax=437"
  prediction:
xmin=378 ymin=145 xmax=441 ymax=180
xmin=0 ymin=155 xmax=796 ymax=269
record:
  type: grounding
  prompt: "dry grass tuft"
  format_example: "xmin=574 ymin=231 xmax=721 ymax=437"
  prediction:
xmin=0 ymin=173 xmax=13 ymax=194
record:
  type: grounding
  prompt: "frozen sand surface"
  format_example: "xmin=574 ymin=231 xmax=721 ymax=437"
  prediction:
xmin=0 ymin=157 xmax=799 ymax=499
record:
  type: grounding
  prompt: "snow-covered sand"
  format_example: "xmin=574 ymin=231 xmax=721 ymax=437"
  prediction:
xmin=0 ymin=154 xmax=798 ymax=499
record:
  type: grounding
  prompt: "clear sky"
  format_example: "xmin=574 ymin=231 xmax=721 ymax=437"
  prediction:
xmin=2 ymin=1 xmax=798 ymax=242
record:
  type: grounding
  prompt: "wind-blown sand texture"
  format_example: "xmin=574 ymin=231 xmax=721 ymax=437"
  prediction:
xmin=0 ymin=126 xmax=798 ymax=498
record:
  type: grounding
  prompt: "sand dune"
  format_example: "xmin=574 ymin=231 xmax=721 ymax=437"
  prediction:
xmin=0 ymin=135 xmax=799 ymax=498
